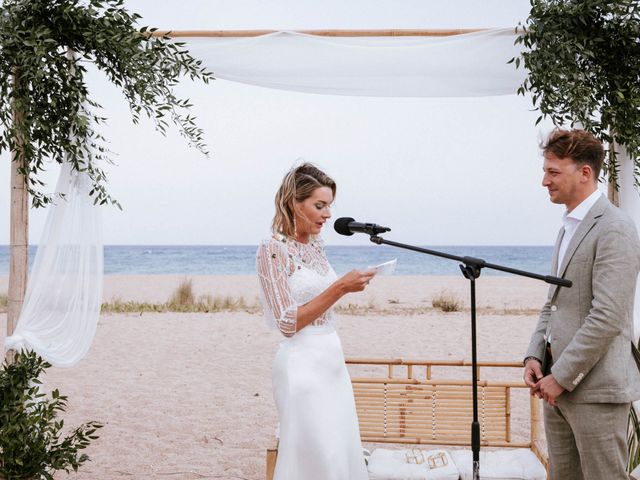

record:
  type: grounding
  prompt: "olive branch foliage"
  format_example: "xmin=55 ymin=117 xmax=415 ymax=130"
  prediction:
xmin=0 ymin=350 xmax=102 ymax=479
xmin=511 ymin=0 xmax=640 ymax=189
xmin=0 ymin=0 xmax=214 ymax=208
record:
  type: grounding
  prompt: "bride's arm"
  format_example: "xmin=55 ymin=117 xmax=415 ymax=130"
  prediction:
xmin=256 ymin=241 xmax=298 ymax=336
xmin=257 ymin=240 xmax=375 ymax=336
xmin=295 ymin=270 xmax=376 ymax=330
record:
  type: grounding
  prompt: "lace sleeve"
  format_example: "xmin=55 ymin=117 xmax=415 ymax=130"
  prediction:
xmin=256 ymin=239 xmax=298 ymax=337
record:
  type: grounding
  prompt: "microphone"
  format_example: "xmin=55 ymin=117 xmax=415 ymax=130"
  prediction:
xmin=334 ymin=217 xmax=391 ymax=236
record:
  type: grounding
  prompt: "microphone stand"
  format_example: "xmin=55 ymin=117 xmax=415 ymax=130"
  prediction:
xmin=368 ymin=234 xmax=570 ymax=480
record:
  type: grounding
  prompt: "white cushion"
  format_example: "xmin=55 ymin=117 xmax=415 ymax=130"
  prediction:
xmin=368 ymin=448 xmax=460 ymax=480
xmin=450 ymin=448 xmax=546 ymax=480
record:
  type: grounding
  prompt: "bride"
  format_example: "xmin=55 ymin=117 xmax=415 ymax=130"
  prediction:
xmin=256 ymin=163 xmax=375 ymax=480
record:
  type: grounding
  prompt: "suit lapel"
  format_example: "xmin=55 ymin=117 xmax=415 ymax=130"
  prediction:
xmin=557 ymin=195 xmax=608 ymax=278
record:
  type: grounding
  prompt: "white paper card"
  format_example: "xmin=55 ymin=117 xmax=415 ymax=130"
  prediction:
xmin=369 ymin=258 xmax=397 ymax=275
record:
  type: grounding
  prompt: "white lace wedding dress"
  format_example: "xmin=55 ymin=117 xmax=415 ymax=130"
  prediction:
xmin=256 ymin=235 xmax=369 ymax=480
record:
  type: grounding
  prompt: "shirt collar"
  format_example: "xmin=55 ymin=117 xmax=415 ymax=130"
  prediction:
xmin=562 ymin=189 xmax=602 ymax=226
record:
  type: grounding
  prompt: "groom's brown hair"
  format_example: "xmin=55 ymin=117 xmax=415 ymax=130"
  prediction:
xmin=542 ymin=129 xmax=605 ymax=180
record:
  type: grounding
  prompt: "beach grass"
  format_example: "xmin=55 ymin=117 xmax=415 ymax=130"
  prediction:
xmin=101 ymin=295 xmax=261 ymax=314
xmin=169 ymin=277 xmax=196 ymax=306
xmin=432 ymin=290 xmax=463 ymax=312
xmin=1 ymin=282 xmax=539 ymax=317
xmin=101 ymin=279 xmax=261 ymax=314
xmin=99 ymin=297 xmax=538 ymax=316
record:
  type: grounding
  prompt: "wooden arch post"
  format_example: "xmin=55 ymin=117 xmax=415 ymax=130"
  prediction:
xmin=6 ymin=68 xmax=28 ymax=362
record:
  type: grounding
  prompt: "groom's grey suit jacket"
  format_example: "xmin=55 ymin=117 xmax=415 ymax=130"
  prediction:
xmin=526 ymin=195 xmax=640 ymax=403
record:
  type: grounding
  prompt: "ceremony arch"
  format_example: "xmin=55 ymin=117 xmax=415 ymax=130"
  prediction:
xmin=7 ymin=27 xmax=639 ymax=362
xmin=5 ymin=24 xmax=640 ymax=480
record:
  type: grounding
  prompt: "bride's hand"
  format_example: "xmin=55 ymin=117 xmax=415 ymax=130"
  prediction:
xmin=338 ymin=269 xmax=376 ymax=293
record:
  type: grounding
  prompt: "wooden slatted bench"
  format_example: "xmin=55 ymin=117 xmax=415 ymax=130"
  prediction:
xmin=266 ymin=358 xmax=549 ymax=479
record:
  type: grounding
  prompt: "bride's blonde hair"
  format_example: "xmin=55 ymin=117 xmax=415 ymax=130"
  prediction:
xmin=272 ymin=163 xmax=336 ymax=238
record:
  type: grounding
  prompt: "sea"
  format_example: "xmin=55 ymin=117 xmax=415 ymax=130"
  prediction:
xmin=0 ymin=245 xmax=553 ymax=277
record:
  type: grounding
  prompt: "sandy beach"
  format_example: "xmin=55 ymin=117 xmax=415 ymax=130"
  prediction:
xmin=0 ymin=275 xmax=549 ymax=479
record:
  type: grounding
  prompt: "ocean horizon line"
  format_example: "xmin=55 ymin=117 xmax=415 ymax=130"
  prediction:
xmin=0 ymin=245 xmax=554 ymax=276
xmin=0 ymin=243 xmax=554 ymax=248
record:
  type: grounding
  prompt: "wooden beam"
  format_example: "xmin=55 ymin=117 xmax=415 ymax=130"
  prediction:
xmin=608 ymin=139 xmax=620 ymax=207
xmin=150 ymin=28 xmax=489 ymax=38
xmin=7 ymin=68 xmax=28 ymax=361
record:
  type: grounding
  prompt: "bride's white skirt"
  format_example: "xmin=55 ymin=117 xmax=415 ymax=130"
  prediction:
xmin=272 ymin=325 xmax=369 ymax=480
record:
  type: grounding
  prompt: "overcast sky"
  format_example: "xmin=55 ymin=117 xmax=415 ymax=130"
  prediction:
xmin=1 ymin=0 xmax=587 ymax=246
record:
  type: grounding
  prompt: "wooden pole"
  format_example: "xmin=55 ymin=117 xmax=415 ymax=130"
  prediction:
xmin=6 ymin=68 xmax=28 ymax=361
xmin=608 ymin=139 xmax=620 ymax=207
xmin=150 ymin=28 xmax=489 ymax=38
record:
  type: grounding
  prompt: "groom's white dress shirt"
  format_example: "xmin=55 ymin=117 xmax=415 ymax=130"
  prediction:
xmin=557 ymin=189 xmax=602 ymax=274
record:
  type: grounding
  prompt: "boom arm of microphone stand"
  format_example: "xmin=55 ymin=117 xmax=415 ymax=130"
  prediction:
xmin=369 ymin=234 xmax=573 ymax=288
xmin=545 ymin=276 xmax=572 ymax=288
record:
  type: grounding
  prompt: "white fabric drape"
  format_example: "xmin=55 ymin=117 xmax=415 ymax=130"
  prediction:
xmin=618 ymin=148 xmax=640 ymax=342
xmin=4 ymin=162 xmax=103 ymax=367
xmin=186 ymin=28 xmax=525 ymax=97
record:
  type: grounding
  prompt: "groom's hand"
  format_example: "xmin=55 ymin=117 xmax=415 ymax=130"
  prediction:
xmin=523 ymin=358 xmax=543 ymax=396
xmin=535 ymin=374 xmax=565 ymax=406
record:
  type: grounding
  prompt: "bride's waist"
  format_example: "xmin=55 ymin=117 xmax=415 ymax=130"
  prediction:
xmin=281 ymin=323 xmax=336 ymax=341
xmin=290 ymin=304 xmax=334 ymax=324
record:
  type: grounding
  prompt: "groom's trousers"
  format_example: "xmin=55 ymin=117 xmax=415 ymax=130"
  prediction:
xmin=543 ymin=400 xmax=630 ymax=480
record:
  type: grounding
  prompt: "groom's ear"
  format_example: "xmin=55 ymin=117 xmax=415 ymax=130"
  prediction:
xmin=579 ymin=164 xmax=594 ymax=183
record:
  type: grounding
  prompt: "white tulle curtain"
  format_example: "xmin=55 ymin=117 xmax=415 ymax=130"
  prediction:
xmin=4 ymin=162 xmax=103 ymax=367
xmin=185 ymin=28 xmax=526 ymax=97
xmin=618 ymin=147 xmax=640 ymax=341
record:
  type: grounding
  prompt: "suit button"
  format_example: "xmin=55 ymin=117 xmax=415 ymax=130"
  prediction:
xmin=551 ymin=305 xmax=558 ymax=312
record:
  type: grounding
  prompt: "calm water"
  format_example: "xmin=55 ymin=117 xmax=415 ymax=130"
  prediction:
xmin=0 ymin=245 xmax=553 ymax=276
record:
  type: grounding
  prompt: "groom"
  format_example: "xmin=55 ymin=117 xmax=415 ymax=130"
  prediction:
xmin=523 ymin=129 xmax=640 ymax=479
